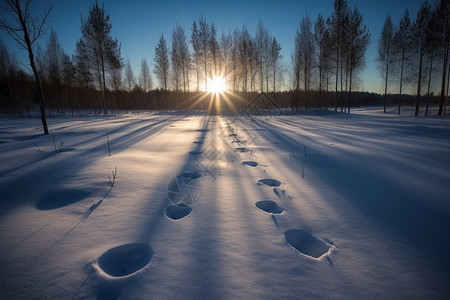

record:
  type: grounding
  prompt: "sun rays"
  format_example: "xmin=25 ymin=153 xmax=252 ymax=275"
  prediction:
xmin=182 ymin=73 xmax=248 ymax=115
xmin=207 ymin=76 xmax=227 ymax=94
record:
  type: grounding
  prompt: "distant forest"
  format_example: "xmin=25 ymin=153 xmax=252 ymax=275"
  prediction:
xmin=0 ymin=0 xmax=449 ymax=117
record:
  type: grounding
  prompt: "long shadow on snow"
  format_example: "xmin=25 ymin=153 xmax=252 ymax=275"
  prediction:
xmin=134 ymin=113 xmax=211 ymax=242
xmin=92 ymin=114 xmax=211 ymax=298
xmin=95 ymin=114 xmax=214 ymax=299
xmin=240 ymin=114 xmax=450 ymax=274
xmin=0 ymin=115 xmax=179 ymax=217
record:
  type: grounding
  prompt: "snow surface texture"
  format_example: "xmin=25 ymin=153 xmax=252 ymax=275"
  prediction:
xmin=0 ymin=110 xmax=449 ymax=299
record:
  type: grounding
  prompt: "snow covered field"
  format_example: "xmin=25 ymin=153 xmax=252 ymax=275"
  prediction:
xmin=0 ymin=109 xmax=449 ymax=299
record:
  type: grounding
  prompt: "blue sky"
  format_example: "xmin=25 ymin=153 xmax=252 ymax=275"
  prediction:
xmin=1 ymin=0 xmax=427 ymax=93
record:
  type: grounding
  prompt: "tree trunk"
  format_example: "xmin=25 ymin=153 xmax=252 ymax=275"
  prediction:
xmin=425 ymin=51 xmax=434 ymax=116
xmin=384 ymin=55 xmax=389 ymax=113
xmin=335 ymin=46 xmax=339 ymax=112
xmin=439 ymin=23 xmax=449 ymax=116
xmin=17 ymin=6 xmax=48 ymax=134
xmin=398 ymin=52 xmax=405 ymax=115
xmin=415 ymin=47 xmax=424 ymax=116
xmin=100 ymin=49 xmax=107 ymax=114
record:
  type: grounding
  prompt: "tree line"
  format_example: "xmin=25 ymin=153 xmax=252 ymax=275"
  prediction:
xmin=0 ymin=0 xmax=449 ymax=124
xmin=377 ymin=0 xmax=450 ymax=116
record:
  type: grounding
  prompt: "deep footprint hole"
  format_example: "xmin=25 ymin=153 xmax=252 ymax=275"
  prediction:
xmin=189 ymin=151 xmax=202 ymax=156
xmin=235 ymin=147 xmax=249 ymax=153
xmin=98 ymin=243 xmax=153 ymax=277
xmin=257 ymin=178 xmax=281 ymax=187
xmin=165 ymin=203 xmax=192 ymax=220
xmin=284 ymin=229 xmax=329 ymax=259
xmin=255 ymin=200 xmax=283 ymax=214
xmin=242 ymin=161 xmax=258 ymax=167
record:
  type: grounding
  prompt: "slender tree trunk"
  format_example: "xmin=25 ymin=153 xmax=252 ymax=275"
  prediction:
xmin=319 ymin=60 xmax=322 ymax=110
xmin=335 ymin=47 xmax=339 ymax=111
xmin=100 ymin=49 xmax=107 ymax=114
xmin=204 ymin=52 xmax=207 ymax=91
xmin=17 ymin=7 xmax=48 ymax=134
xmin=348 ymin=67 xmax=353 ymax=114
xmin=398 ymin=52 xmax=405 ymax=115
xmin=415 ymin=48 xmax=424 ymax=116
xmin=445 ymin=65 xmax=450 ymax=114
xmin=384 ymin=55 xmax=389 ymax=113
xmin=304 ymin=63 xmax=307 ymax=110
xmin=340 ymin=53 xmax=344 ymax=112
xmin=196 ymin=56 xmax=200 ymax=91
xmin=425 ymin=51 xmax=434 ymax=116
xmin=439 ymin=25 xmax=449 ymax=116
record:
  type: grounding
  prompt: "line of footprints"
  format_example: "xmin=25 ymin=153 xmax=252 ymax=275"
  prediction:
xmin=225 ymin=118 xmax=335 ymax=261
xmin=95 ymin=131 xmax=205 ymax=279
xmin=95 ymin=121 xmax=335 ymax=282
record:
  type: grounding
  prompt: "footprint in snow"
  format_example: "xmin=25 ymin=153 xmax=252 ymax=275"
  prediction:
xmin=97 ymin=243 xmax=153 ymax=277
xmin=284 ymin=229 xmax=330 ymax=259
xmin=257 ymin=178 xmax=281 ymax=187
xmin=234 ymin=147 xmax=249 ymax=153
xmin=241 ymin=161 xmax=258 ymax=167
xmin=165 ymin=203 xmax=192 ymax=220
xmin=255 ymin=200 xmax=283 ymax=214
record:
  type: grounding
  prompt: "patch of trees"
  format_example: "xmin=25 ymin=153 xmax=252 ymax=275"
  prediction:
xmin=377 ymin=0 xmax=450 ymax=116
xmin=1 ymin=0 xmax=449 ymax=117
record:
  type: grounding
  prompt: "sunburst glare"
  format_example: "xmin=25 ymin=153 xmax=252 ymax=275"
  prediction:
xmin=207 ymin=76 xmax=226 ymax=94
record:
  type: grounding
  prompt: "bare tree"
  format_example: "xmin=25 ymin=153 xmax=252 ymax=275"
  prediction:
xmin=209 ymin=22 xmax=221 ymax=79
xmin=255 ymin=20 xmax=271 ymax=93
xmin=412 ymin=1 xmax=431 ymax=116
xmin=139 ymin=57 xmax=152 ymax=93
xmin=345 ymin=6 xmax=370 ymax=113
xmin=292 ymin=29 xmax=302 ymax=110
xmin=0 ymin=0 xmax=51 ymax=134
xmin=139 ymin=56 xmax=152 ymax=109
xmin=437 ymin=0 xmax=450 ymax=116
xmin=0 ymin=39 xmax=16 ymax=111
xmin=220 ymin=31 xmax=232 ymax=90
xmin=191 ymin=20 xmax=201 ymax=91
xmin=392 ymin=9 xmax=413 ymax=115
xmin=73 ymin=38 xmax=92 ymax=89
xmin=199 ymin=16 xmax=210 ymax=90
xmin=60 ymin=52 xmax=76 ymax=114
xmin=424 ymin=10 xmax=440 ymax=116
xmin=238 ymin=26 xmax=252 ymax=92
xmin=45 ymin=29 xmax=64 ymax=112
xmin=124 ymin=58 xmax=134 ymax=92
xmin=377 ymin=14 xmax=394 ymax=113
xmin=79 ymin=0 xmax=123 ymax=114
xmin=172 ymin=24 xmax=190 ymax=92
xmin=327 ymin=0 xmax=349 ymax=111
xmin=269 ymin=37 xmax=282 ymax=94
xmin=230 ymin=29 xmax=240 ymax=92
xmin=298 ymin=15 xmax=316 ymax=110
xmin=154 ymin=34 xmax=170 ymax=91
xmin=314 ymin=14 xmax=328 ymax=109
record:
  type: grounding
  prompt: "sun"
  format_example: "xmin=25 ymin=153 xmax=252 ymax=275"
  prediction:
xmin=207 ymin=76 xmax=226 ymax=93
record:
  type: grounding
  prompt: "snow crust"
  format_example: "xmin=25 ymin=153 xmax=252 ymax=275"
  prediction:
xmin=0 ymin=110 xmax=449 ymax=299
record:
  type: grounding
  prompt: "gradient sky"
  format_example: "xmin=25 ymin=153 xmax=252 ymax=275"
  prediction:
xmin=1 ymin=0 xmax=428 ymax=93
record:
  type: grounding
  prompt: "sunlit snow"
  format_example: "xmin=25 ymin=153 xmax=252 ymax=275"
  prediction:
xmin=0 ymin=109 xmax=449 ymax=299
